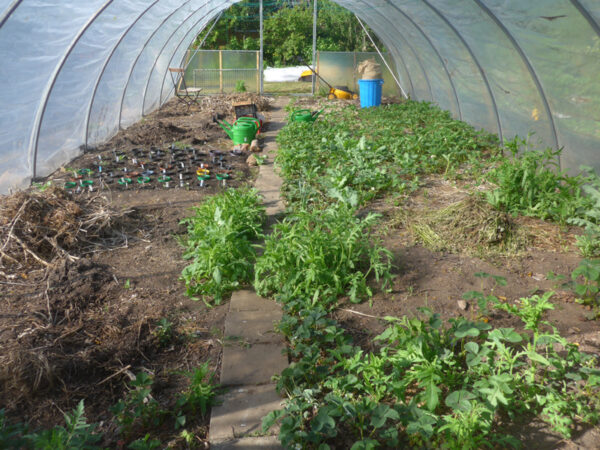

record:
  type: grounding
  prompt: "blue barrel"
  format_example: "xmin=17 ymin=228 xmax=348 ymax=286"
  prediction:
xmin=358 ymin=79 xmax=384 ymax=108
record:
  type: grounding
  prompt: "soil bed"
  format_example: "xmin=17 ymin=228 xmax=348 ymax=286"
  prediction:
xmin=0 ymin=95 xmax=270 ymax=446
xmin=332 ymin=174 xmax=600 ymax=448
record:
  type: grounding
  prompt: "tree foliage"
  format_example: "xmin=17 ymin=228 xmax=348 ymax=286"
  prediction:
xmin=193 ymin=0 xmax=382 ymax=66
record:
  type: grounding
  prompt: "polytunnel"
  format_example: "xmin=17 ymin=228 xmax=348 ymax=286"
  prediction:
xmin=1 ymin=1 xmax=599 ymax=195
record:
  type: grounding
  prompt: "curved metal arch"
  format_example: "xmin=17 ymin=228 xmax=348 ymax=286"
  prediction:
xmin=85 ymin=0 xmax=161 ymax=149
xmin=141 ymin=0 xmax=232 ymax=116
xmin=421 ymin=0 xmax=503 ymax=141
xmin=383 ymin=2 xmax=462 ymax=120
xmin=30 ymin=0 xmax=113 ymax=179
xmin=0 ymin=0 xmax=23 ymax=29
xmin=158 ymin=9 xmax=225 ymax=105
xmin=353 ymin=5 xmax=434 ymax=101
xmin=473 ymin=0 xmax=560 ymax=157
xmin=570 ymin=0 xmax=600 ymax=39
xmin=118 ymin=0 xmax=198 ymax=128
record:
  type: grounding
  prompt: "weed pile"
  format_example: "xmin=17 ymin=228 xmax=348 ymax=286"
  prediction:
xmin=402 ymin=196 xmax=527 ymax=256
xmin=196 ymin=93 xmax=271 ymax=116
xmin=0 ymin=258 xmax=146 ymax=407
xmin=0 ymin=186 xmax=131 ymax=276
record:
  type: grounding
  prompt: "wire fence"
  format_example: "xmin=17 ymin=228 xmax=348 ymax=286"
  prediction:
xmin=182 ymin=50 xmax=400 ymax=96
xmin=184 ymin=49 xmax=260 ymax=94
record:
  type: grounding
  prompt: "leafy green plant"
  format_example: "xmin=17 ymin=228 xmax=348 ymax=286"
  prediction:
xmin=276 ymin=101 xmax=497 ymax=213
xmin=234 ymin=80 xmax=246 ymax=93
xmin=153 ymin=318 xmax=174 ymax=347
xmin=255 ymin=202 xmax=393 ymax=305
xmin=32 ymin=181 xmax=53 ymax=192
xmin=179 ymin=188 xmax=265 ymax=305
xmin=265 ymin=293 xmax=600 ymax=448
xmin=254 ymin=154 xmax=267 ymax=165
xmin=0 ymin=410 xmax=29 ymax=449
xmin=568 ymin=172 xmax=600 ymax=257
xmin=111 ymin=372 xmax=166 ymax=439
xmin=571 ymin=258 xmax=600 ymax=316
xmin=0 ymin=401 xmax=102 ymax=449
xmin=127 ymin=434 xmax=162 ymax=449
xmin=485 ymin=137 xmax=591 ymax=223
xmin=174 ymin=363 xmax=218 ymax=430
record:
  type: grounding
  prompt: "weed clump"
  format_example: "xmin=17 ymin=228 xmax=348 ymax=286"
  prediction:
xmin=485 ymin=137 xmax=592 ymax=224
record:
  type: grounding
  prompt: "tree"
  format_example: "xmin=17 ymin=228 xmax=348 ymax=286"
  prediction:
xmin=192 ymin=0 xmax=383 ymax=66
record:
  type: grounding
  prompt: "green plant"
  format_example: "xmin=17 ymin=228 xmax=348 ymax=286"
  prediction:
xmin=174 ymin=363 xmax=218 ymax=430
xmin=153 ymin=318 xmax=174 ymax=347
xmin=180 ymin=429 xmax=195 ymax=445
xmin=265 ymin=292 xmax=600 ymax=448
xmin=571 ymin=258 xmax=600 ymax=316
xmin=32 ymin=181 xmax=53 ymax=192
xmin=28 ymin=401 xmax=101 ymax=449
xmin=568 ymin=172 xmax=600 ymax=257
xmin=111 ymin=372 xmax=166 ymax=438
xmin=1 ymin=410 xmax=29 ymax=449
xmin=234 ymin=80 xmax=247 ymax=93
xmin=179 ymin=188 xmax=265 ymax=306
xmin=462 ymin=271 xmax=507 ymax=316
xmin=127 ymin=434 xmax=162 ymax=449
xmin=254 ymin=154 xmax=267 ymax=165
xmin=2 ymin=403 xmax=102 ymax=449
xmin=254 ymin=203 xmax=393 ymax=305
xmin=485 ymin=137 xmax=591 ymax=223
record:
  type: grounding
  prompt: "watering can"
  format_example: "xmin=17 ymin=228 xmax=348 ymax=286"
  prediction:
xmin=217 ymin=118 xmax=258 ymax=144
xmin=235 ymin=116 xmax=262 ymax=133
xmin=290 ymin=109 xmax=323 ymax=124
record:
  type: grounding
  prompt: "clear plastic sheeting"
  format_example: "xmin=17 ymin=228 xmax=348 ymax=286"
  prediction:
xmin=36 ymin=0 xmax=151 ymax=179
xmin=0 ymin=1 xmax=106 ymax=192
xmin=0 ymin=1 xmax=599 ymax=194
xmin=87 ymin=0 xmax=179 ymax=148
xmin=316 ymin=52 xmax=399 ymax=98
xmin=143 ymin=1 xmax=227 ymax=115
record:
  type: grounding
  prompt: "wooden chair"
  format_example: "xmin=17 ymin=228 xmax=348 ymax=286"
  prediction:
xmin=168 ymin=68 xmax=202 ymax=109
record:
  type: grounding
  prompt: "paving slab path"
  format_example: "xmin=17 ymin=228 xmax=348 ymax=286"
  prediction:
xmin=209 ymin=97 xmax=289 ymax=449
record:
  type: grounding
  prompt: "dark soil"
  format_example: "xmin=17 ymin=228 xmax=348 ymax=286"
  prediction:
xmin=2 ymin=95 xmax=599 ymax=447
xmin=0 ymin=94 xmax=272 ymax=447
xmin=333 ymin=175 xmax=600 ymax=448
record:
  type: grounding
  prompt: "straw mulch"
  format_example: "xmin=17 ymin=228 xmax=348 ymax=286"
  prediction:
xmin=0 ymin=186 xmax=132 ymax=277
